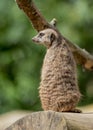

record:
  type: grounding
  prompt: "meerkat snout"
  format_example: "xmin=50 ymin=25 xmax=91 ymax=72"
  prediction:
xmin=32 ymin=36 xmax=39 ymax=43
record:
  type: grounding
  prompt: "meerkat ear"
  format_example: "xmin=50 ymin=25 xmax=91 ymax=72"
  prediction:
xmin=50 ymin=33 xmax=56 ymax=44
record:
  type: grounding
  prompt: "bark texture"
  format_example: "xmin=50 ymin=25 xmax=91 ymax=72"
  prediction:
xmin=5 ymin=111 xmax=93 ymax=130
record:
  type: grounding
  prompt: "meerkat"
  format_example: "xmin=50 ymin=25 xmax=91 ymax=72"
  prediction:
xmin=32 ymin=28 xmax=81 ymax=112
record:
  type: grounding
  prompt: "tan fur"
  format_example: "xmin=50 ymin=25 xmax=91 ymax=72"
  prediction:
xmin=32 ymin=29 xmax=81 ymax=112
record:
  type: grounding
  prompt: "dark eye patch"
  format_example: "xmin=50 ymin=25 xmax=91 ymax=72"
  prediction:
xmin=39 ymin=32 xmax=45 ymax=37
xmin=50 ymin=33 xmax=56 ymax=44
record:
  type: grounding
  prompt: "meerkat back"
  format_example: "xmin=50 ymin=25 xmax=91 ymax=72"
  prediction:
xmin=32 ymin=28 xmax=81 ymax=112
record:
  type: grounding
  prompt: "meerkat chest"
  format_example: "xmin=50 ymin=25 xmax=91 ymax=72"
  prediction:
xmin=41 ymin=43 xmax=76 ymax=82
xmin=42 ymin=47 xmax=61 ymax=75
xmin=42 ymin=45 xmax=67 ymax=78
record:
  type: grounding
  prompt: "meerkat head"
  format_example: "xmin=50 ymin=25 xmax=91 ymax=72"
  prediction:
xmin=32 ymin=29 xmax=61 ymax=48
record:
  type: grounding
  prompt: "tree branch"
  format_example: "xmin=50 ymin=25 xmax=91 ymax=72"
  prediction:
xmin=16 ymin=0 xmax=51 ymax=31
xmin=15 ymin=0 xmax=93 ymax=71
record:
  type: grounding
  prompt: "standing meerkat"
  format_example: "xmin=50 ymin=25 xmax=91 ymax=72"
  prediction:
xmin=32 ymin=28 xmax=81 ymax=112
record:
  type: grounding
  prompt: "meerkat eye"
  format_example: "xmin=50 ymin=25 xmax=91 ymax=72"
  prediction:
xmin=50 ymin=33 xmax=56 ymax=43
xmin=39 ymin=32 xmax=45 ymax=37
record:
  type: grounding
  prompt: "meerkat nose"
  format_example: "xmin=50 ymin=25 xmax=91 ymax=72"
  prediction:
xmin=32 ymin=36 xmax=40 ymax=43
xmin=32 ymin=37 xmax=36 ymax=42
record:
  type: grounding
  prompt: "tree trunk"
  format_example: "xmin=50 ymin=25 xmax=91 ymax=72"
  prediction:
xmin=5 ymin=111 xmax=93 ymax=130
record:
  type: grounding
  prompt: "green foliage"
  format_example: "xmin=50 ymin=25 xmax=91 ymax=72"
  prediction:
xmin=0 ymin=0 xmax=93 ymax=113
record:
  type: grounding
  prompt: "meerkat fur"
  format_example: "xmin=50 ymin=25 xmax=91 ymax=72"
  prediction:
xmin=32 ymin=28 xmax=81 ymax=113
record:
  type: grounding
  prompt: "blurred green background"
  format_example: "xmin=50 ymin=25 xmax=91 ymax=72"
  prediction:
xmin=0 ymin=0 xmax=93 ymax=114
